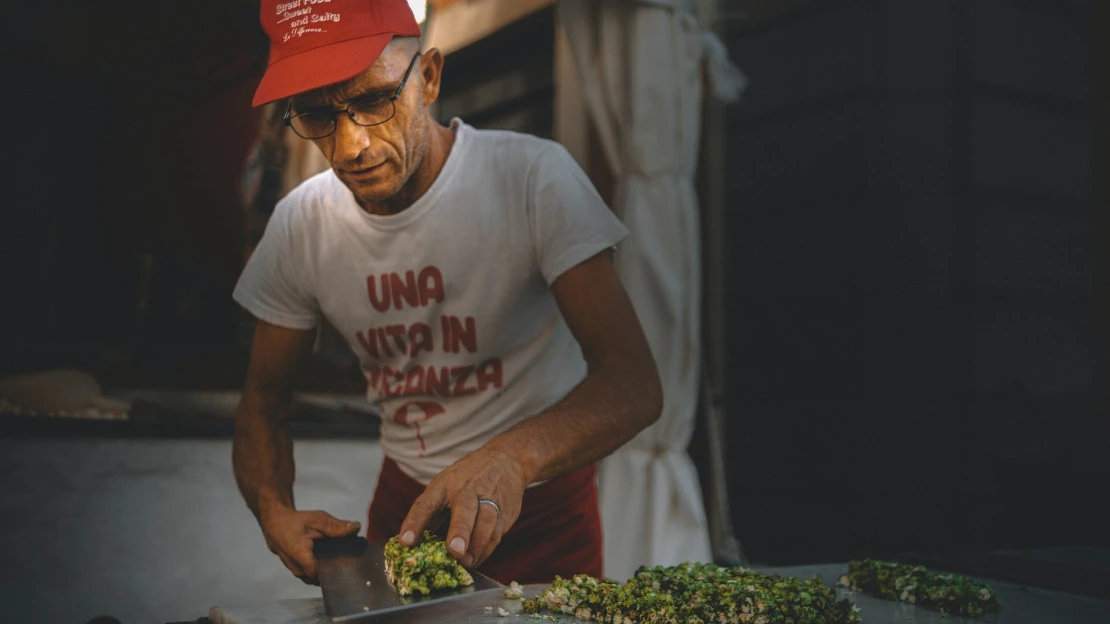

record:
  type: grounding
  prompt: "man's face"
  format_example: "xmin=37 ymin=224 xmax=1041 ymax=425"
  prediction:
xmin=290 ymin=40 xmax=430 ymax=207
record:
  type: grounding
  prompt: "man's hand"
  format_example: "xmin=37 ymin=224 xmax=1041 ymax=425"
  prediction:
xmin=398 ymin=445 xmax=530 ymax=569
xmin=395 ymin=252 xmax=660 ymax=572
xmin=260 ymin=507 xmax=362 ymax=584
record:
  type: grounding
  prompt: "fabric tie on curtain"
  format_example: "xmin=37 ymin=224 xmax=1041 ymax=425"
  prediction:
xmin=559 ymin=0 xmax=743 ymax=581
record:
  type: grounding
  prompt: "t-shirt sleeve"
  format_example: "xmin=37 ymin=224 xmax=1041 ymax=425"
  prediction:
xmin=528 ymin=143 xmax=630 ymax=284
xmin=232 ymin=200 xmax=320 ymax=330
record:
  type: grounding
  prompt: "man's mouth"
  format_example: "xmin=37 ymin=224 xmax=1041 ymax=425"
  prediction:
xmin=345 ymin=162 xmax=385 ymax=180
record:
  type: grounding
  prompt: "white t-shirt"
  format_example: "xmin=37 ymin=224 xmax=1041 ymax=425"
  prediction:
xmin=233 ymin=119 xmax=629 ymax=485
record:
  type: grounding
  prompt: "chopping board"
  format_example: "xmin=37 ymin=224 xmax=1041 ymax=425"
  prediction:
xmin=209 ymin=585 xmax=575 ymax=624
xmin=211 ymin=573 xmax=1106 ymax=624
xmin=211 ymin=561 xmax=1110 ymax=624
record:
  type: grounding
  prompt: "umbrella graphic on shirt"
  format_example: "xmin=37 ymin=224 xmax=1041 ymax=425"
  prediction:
xmin=392 ymin=400 xmax=445 ymax=454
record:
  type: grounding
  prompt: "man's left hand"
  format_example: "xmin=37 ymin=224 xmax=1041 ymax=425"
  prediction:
xmin=397 ymin=445 xmax=531 ymax=568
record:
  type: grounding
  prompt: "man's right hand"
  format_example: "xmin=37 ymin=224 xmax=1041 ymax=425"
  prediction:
xmin=260 ymin=507 xmax=362 ymax=584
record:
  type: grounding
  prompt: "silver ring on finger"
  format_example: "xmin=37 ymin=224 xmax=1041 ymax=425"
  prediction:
xmin=477 ymin=497 xmax=500 ymax=519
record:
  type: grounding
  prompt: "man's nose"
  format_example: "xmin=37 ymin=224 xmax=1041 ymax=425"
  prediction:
xmin=331 ymin=113 xmax=372 ymax=164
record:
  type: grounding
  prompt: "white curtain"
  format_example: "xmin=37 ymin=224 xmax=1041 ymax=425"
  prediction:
xmin=559 ymin=0 xmax=743 ymax=580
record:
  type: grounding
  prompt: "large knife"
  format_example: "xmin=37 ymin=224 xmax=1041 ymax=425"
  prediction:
xmin=314 ymin=536 xmax=504 ymax=622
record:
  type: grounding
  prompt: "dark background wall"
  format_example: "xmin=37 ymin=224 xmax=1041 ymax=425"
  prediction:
xmin=434 ymin=6 xmax=556 ymax=139
xmin=0 ymin=1 xmax=268 ymax=388
xmin=721 ymin=0 xmax=1105 ymax=564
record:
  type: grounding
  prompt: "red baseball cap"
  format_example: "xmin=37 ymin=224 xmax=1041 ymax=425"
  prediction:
xmin=253 ymin=0 xmax=423 ymax=107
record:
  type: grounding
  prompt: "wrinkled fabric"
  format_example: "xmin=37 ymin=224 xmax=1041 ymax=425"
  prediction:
xmin=559 ymin=0 xmax=727 ymax=580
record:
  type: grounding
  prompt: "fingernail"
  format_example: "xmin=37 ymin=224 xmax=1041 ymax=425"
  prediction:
xmin=450 ymin=537 xmax=466 ymax=554
xmin=401 ymin=531 xmax=415 ymax=545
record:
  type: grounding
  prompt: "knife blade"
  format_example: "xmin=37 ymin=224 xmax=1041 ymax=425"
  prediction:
xmin=314 ymin=536 xmax=504 ymax=622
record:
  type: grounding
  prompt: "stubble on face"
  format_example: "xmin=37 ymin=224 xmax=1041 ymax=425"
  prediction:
xmin=297 ymin=38 xmax=428 ymax=213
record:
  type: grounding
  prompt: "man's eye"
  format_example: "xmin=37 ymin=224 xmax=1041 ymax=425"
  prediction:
xmin=300 ymin=111 xmax=333 ymax=123
xmin=352 ymin=95 xmax=389 ymax=111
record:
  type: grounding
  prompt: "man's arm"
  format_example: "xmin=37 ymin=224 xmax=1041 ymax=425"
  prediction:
xmin=233 ymin=319 xmax=362 ymax=583
xmin=233 ymin=320 xmax=310 ymax=519
xmin=486 ymin=251 xmax=663 ymax=482
xmin=399 ymin=251 xmax=662 ymax=567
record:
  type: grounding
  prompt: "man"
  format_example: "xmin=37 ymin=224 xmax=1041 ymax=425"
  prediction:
xmin=232 ymin=0 xmax=662 ymax=585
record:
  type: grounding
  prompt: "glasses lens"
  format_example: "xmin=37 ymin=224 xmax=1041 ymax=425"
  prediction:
xmin=350 ymin=97 xmax=395 ymax=127
xmin=290 ymin=112 xmax=335 ymax=139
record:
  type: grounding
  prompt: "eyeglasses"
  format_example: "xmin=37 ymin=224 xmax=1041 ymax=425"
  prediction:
xmin=284 ymin=52 xmax=422 ymax=140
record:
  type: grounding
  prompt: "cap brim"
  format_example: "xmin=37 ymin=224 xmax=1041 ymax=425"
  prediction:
xmin=252 ymin=33 xmax=395 ymax=107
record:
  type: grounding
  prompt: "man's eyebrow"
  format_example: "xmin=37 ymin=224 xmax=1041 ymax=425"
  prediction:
xmin=293 ymin=85 xmax=391 ymax=111
xmin=290 ymin=99 xmax=331 ymax=112
xmin=339 ymin=75 xmax=405 ymax=99
xmin=347 ymin=86 xmax=395 ymax=100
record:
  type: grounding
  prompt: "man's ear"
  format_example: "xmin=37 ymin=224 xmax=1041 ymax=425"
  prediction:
xmin=420 ymin=48 xmax=445 ymax=105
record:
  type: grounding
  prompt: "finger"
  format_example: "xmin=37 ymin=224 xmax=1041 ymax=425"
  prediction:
xmin=276 ymin=550 xmax=306 ymax=578
xmin=426 ymin=506 xmax=451 ymax=536
xmin=464 ymin=502 xmax=499 ymax=568
xmin=305 ymin=511 xmax=362 ymax=538
xmin=445 ymin=493 xmax=480 ymax=561
xmin=399 ymin=486 xmax=447 ymax=547
xmin=292 ymin=543 xmax=319 ymax=582
xmin=474 ymin=525 xmax=504 ymax=569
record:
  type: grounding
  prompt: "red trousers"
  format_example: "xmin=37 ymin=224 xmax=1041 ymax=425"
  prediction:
xmin=366 ymin=457 xmax=603 ymax=584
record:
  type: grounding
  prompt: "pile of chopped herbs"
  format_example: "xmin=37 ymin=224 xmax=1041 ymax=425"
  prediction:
xmin=383 ymin=530 xmax=473 ymax=596
xmin=838 ymin=559 xmax=1002 ymax=618
xmin=522 ymin=562 xmax=861 ymax=624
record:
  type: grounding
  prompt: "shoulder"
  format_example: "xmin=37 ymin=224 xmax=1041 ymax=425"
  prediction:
xmin=269 ymin=169 xmax=342 ymax=235
xmin=462 ymin=123 xmax=571 ymax=178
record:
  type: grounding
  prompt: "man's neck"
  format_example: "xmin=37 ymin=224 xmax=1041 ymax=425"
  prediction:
xmin=365 ymin=121 xmax=456 ymax=216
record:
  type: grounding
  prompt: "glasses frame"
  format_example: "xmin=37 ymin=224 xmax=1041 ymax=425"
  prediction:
xmin=283 ymin=52 xmax=422 ymax=140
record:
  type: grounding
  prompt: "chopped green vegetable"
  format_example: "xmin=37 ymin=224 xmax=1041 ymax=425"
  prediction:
xmin=839 ymin=559 xmax=1002 ymax=618
xmin=522 ymin=562 xmax=861 ymax=623
xmin=383 ymin=530 xmax=474 ymax=596
xmin=505 ymin=580 xmax=525 ymax=599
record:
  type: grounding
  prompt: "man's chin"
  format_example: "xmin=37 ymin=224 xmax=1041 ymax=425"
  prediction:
xmin=341 ymin=176 xmax=400 ymax=206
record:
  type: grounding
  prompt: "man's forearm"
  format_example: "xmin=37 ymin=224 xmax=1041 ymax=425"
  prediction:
xmin=486 ymin=361 xmax=662 ymax=485
xmin=233 ymin=391 xmax=296 ymax=521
